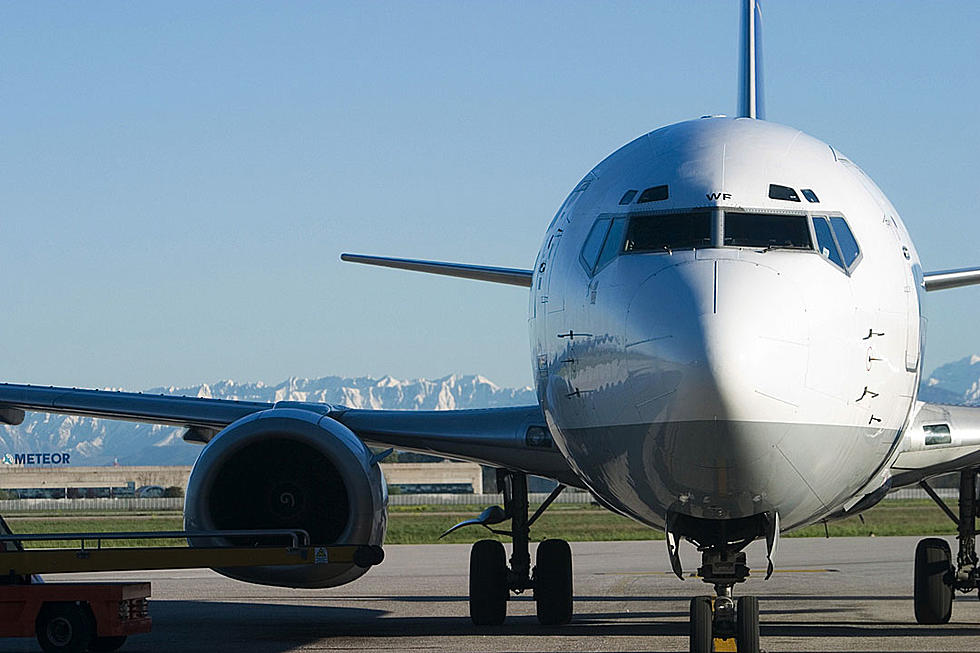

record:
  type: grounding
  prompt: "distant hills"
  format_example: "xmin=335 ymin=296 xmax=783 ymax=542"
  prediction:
xmin=0 ymin=374 xmax=535 ymax=466
xmin=919 ymin=355 xmax=980 ymax=406
xmin=3 ymin=356 xmax=980 ymax=466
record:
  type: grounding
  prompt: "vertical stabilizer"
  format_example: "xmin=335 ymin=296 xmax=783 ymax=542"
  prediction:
xmin=738 ymin=0 xmax=765 ymax=119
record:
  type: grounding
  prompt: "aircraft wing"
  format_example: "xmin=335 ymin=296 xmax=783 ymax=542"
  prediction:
xmin=923 ymin=267 xmax=980 ymax=291
xmin=0 ymin=382 xmax=580 ymax=486
xmin=889 ymin=402 xmax=980 ymax=487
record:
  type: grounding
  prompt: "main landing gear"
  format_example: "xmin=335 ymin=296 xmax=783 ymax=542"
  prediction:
xmin=443 ymin=470 xmax=572 ymax=626
xmin=915 ymin=468 xmax=980 ymax=624
xmin=667 ymin=512 xmax=777 ymax=653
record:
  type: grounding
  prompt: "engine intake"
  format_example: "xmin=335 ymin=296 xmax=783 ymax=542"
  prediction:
xmin=184 ymin=408 xmax=387 ymax=588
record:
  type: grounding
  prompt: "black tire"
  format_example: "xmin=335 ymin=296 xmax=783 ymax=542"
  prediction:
xmin=35 ymin=602 xmax=94 ymax=653
xmin=689 ymin=596 xmax=713 ymax=653
xmin=914 ymin=537 xmax=953 ymax=624
xmin=534 ymin=538 xmax=573 ymax=625
xmin=469 ymin=539 xmax=508 ymax=625
xmin=90 ymin=635 xmax=128 ymax=652
xmin=736 ymin=596 xmax=760 ymax=653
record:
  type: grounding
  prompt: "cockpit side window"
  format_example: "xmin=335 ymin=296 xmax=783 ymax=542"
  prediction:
xmin=812 ymin=217 xmax=845 ymax=268
xmin=624 ymin=212 xmax=711 ymax=253
xmin=724 ymin=213 xmax=812 ymax=249
xmin=596 ymin=217 xmax=628 ymax=271
xmin=580 ymin=218 xmax=612 ymax=273
xmin=830 ymin=217 xmax=860 ymax=267
xmin=637 ymin=185 xmax=668 ymax=204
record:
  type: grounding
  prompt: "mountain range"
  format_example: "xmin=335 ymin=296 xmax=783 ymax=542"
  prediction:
xmin=2 ymin=356 xmax=979 ymax=466
xmin=0 ymin=374 xmax=535 ymax=466
xmin=919 ymin=355 xmax=980 ymax=406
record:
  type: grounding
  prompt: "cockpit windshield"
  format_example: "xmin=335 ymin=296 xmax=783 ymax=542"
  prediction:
xmin=624 ymin=212 xmax=711 ymax=253
xmin=580 ymin=208 xmax=859 ymax=276
xmin=724 ymin=212 xmax=812 ymax=249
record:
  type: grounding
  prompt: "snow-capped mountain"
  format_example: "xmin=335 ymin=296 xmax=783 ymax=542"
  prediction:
xmin=0 ymin=374 xmax=535 ymax=466
xmin=5 ymin=357 xmax=980 ymax=467
xmin=920 ymin=355 xmax=980 ymax=406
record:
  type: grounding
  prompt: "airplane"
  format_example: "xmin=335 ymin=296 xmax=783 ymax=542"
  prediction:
xmin=3 ymin=1 xmax=980 ymax=651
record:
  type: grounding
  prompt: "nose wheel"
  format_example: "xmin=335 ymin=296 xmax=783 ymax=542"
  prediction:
xmin=679 ymin=536 xmax=767 ymax=653
xmin=689 ymin=594 xmax=760 ymax=653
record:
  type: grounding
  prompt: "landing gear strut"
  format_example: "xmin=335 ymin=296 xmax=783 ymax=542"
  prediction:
xmin=459 ymin=470 xmax=572 ymax=626
xmin=916 ymin=468 xmax=980 ymax=624
xmin=689 ymin=546 xmax=760 ymax=653
xmin=667 ymin=511 xmax=776 ymax=653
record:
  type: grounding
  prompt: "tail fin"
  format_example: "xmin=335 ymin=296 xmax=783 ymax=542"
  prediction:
xmin=738 ymin=0 xmax=765 ymax=119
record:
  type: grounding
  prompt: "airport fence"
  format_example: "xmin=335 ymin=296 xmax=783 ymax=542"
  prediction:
xmin=0 ymin=497 xmax=184 ymax=512
xmin=0 ymin=487 xmax=955 ymax=513
xmin=387 ymin=491 xmax=595 ymax=506
xmin=885 ymin=486 xmax=957 ymax=501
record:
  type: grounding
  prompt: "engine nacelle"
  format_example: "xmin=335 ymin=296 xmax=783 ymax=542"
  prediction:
xmin=184 ymin=408 xmax=387 ymax=588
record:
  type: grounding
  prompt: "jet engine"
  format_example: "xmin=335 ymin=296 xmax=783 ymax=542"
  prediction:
xmin=183 ymin=408 xmax=387 ymax=588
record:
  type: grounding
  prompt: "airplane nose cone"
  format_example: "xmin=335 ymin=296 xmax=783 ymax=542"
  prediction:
xmin=624 ymin=257 xmax=815 ymax=523
xmin=626 ymin=257 xmax=809 ymax=424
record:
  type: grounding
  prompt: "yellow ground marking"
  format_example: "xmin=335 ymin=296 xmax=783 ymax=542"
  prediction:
xmin=713 ymin=637 xmax=737 ymax=652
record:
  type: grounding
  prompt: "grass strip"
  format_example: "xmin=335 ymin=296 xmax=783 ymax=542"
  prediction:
xmin=0 ymin=500 xmax=962 ymax=547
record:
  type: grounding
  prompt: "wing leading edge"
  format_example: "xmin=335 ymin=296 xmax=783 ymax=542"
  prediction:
xmin=0 ymin=382 xmax=578 ymax=484
xmin=340 ymin=253 xmax=533 ymax=288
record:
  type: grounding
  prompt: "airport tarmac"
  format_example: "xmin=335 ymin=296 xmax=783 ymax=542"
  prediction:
xmin=3 ymin=536 xmax=979 ymax=652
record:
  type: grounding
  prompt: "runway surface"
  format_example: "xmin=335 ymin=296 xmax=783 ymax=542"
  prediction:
xmin=3 ymin=536 xmax=980 ymax=652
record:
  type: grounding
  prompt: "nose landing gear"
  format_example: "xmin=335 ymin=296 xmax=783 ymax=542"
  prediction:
xmin=689 ymin=548 xmax=761 ymax=653
xmin=668 ymin=511 xmax=776 ymax=653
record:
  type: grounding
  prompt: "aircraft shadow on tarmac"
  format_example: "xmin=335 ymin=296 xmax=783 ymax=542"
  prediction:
xmin=110 ymin=596 xmax=980 ymax=653
xmin=1 ymin=596 xmax=965 ymax=653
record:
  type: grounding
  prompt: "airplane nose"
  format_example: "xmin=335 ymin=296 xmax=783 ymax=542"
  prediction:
xmin=624 ymin=257 xmax=816 ymax=523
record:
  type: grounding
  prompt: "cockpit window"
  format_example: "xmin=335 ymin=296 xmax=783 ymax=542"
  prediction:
xmin=596 ymin=217 xmax=628 ymax=270
xmin=724 ymin=213 xmax=812 ymax=249
xmin=801 ymin=189 xmax=820 ymax=203
xmin=769 ymin=184 xmax=801 ymax=202
xmin=830 ymin=217 xmax=860 ymax=266
xmin=581 ymin=208 xmax=859 ymax=276
xmin=580 ymin=217 xmax=611 ymax=272
xmin=637 ymin=185 xmax=669 ymax=204
xmin=812 ymin=217 xmax=845 ymax=267
xmin=619 ymin=190 xmax=638 ymax=205
xmin=624 ymin=211 xmax=711 ymax=253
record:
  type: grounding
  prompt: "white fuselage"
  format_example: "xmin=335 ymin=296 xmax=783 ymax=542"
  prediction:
xmin=529 ymin=117 xmax=923 ymax=533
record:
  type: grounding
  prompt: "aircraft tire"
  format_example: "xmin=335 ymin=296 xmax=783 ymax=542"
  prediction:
xmin=689 ymin=596 xmax=713 ymax=653
xmin=914 ymin=537 xmax=953 ymax=624
xmin=534 ymin=538 xmax=573 ymax=625
xmin=736 ymin=596 xmax=760 ymax=653
xmin=469 ymin=539 xmax=508 ymax=625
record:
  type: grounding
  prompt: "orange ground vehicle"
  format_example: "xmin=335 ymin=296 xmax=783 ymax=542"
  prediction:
xmin=0 ymin=518 xmax=383 ymax=653
xmin=0 ymin=582 xmax=150 ymax=653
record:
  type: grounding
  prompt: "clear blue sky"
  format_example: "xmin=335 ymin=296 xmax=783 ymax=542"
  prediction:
xmin=1 ymin=1 xmax=978 ymax=390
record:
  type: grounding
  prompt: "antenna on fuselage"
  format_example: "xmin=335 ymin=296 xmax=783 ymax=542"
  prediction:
xmin=738 ymin=0 xmax=765 ymax=119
